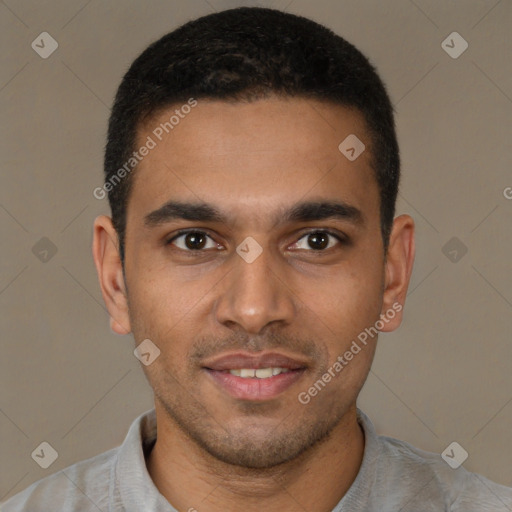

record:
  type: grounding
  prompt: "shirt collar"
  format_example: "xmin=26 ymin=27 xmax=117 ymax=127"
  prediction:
xmin=332 ymin=408 xmax=380 ymax=510
xmin=115 ymin=408 xmax=176 ymax=512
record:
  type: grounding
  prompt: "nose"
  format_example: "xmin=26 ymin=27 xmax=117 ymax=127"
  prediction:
xmin=213 ymin=241 xmax=296 ymax=335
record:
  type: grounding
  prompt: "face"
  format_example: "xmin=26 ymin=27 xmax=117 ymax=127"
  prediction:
xmin=94 ymin=97 xmax=414 ymax=469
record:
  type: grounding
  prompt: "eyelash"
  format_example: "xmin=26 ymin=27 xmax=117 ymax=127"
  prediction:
xmin=166 ymin=229 xmax=347 ymax=254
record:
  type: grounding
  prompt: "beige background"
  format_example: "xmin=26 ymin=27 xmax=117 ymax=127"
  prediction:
xmin=1 ymin=0 xmax=511 ymax=501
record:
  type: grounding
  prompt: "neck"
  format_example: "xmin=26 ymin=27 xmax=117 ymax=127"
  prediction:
xmin=146 ymin=403 xmax=365 ymax=512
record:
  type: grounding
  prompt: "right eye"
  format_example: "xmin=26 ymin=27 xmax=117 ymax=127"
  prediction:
xmin=167 ymin=230 xmax=220 ymax=252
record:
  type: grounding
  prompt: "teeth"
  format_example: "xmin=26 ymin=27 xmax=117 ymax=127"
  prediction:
xmin=229 ymin=367 xmax=290 ymax=378
xmin=255 ymin=368 xmax=273 ymax=378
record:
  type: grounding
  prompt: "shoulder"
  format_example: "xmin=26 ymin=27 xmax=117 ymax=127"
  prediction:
xmin=354 ymin=410 xmax=512 ymax=511
xmin=377 ymin=434 xmax=512 ymax=510
xmin=1 ymin=447 xmax=118 ymax=512
xmin=1 ymin=409 xmax=156 ymax=512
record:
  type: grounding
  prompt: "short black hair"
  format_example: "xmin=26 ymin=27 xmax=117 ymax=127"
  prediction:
xmin=104 ymin=7 xmax=400 ymax=264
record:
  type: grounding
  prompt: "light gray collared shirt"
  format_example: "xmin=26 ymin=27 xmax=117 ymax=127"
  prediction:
xmin=2 ymin=408 xmax=511 ymax=511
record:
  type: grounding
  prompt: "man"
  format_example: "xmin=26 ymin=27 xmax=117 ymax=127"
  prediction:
xmin=3 ymin=6 xmax=511 ymax=512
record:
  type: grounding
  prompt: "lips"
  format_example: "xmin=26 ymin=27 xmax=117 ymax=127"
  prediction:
xmin=202 ymin=351 xmax=308 ymax=401
xmin=202 ymin=352 xmax=308 ymax=371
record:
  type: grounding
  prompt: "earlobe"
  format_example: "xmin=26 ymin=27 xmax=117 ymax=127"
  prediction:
xmin=110 ymin=317 xmax=131 ymax=336
xmin=379 ymin=214 xmax=415 ymax=333
xmin=92 ymin=215 xmax=132 ymax=335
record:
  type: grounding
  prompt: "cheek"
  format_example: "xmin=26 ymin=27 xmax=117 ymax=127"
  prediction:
xmin=300 ymin=263 xmax=384 ymax=337
xmin=126 ymin=270 xmax=188 ymax=341
xmin=126 ymin=263 xmax=221 ymax=372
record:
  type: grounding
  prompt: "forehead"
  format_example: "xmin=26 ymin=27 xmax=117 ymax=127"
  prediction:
xmin=128 ymin=97 xmax=378 ymax=227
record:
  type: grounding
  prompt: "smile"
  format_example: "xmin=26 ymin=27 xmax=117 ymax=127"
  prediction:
xmin=227 ymin=367 xmax=291 ymax=378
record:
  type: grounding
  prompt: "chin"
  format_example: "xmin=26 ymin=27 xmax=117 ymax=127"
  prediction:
xmin=188 ymin=417 xmax=339 ymax=469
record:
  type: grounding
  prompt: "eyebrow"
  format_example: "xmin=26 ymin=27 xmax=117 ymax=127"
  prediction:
xmin=144 ymin=199 xmax=364 ymax=228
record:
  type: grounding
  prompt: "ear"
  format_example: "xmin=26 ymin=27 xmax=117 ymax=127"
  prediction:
xmin=379 ymin=214 xmax=415 ymax=332
xmin=92 ymin=215 xmax=131 ymax=335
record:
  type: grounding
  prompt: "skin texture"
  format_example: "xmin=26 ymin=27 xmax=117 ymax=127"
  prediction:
xmin=92 ymin=97 xmax=415 ymax=512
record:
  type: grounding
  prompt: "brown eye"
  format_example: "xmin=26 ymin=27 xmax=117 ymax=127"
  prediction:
xmin=307 ymin=232 xmax=330 ymax=250
xmin=169 ymin=231 xmax=217 ymax=251
xmin=293 ymin=230 xmax=344 ymax=251
xmin=184 ymin=232 xmax=207 ymax=250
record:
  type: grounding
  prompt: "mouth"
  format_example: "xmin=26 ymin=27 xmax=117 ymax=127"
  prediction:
xmin=202 ymin=352 xmax=308 ymax=401
xmin=225 ymin=367 xmax=292 ymax=378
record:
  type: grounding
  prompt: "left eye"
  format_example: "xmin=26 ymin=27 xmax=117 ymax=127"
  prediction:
xmin=292 ymin=231 xmax=343 ymax=251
